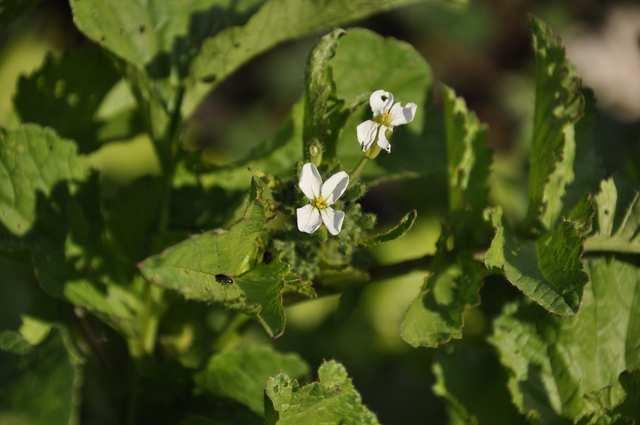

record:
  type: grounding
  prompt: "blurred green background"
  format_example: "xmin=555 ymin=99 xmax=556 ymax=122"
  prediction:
xmin=2 ymin=1 xmax=640 ymax=424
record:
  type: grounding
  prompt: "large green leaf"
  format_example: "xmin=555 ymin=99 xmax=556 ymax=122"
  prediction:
xmin=14 ymin=48 xmax=120 ymax=151
xmin=0 ymin=125 xmax=88 ymax=236
xmin=484 ymin=206 xmax=589 ymax=315
xmin=139 ymin=196 xmax=289 ymax=337
xmin=69 ymin=0 xmax=262 ymax=80
xmin=400 ymin=255 xmax=484 ymax=348
xmin=195 ymin=344 xmax=309 ymax=415
xmin=526 ymin=17 xmax=585 ymax=230
xmin=265 ymin=360 xmax=380 ymax=425
xmin=187 ymin=0 xmax=460 ymax=115
xmin=490 ymin=258 xmax=640 ymax=423
xmin=584 ymin=178 xmax=640 ymax=255
xmin=0 ymin=329 xmax=83 ymax=425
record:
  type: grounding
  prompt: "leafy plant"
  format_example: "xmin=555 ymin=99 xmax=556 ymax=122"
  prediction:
xmin=1 ymin=2 xmax=639 ymax=425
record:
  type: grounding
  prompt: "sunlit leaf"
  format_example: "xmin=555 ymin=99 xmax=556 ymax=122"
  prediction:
xmin=484 ymin=206 xmax=589 ymax=315
xmin=140 ymin=194 xmax=291 ymax=337
xmin=490 ymin=258 xmax=640 ymax=422
xmin=265 ymin=360 xmax=380 ymax=425
xmin=187 ymin=0 xmax=461 ymax=115
xmin=526 ymin=17 xmax=585 ymax=230
xmin=0 ymin=125 xmax=88 ymax=236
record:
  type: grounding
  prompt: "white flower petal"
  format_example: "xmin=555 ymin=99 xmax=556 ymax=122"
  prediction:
xmin=357 ymin=120 xmax=379 ymax=151
xmin=298 ymin=163 xmax=322 ymax=200
xmin=389 ymin=102 xmax=417 ymax=126
xmin=296 ymin=204 xmax=322 ymax=234
xmin=320 ymin=207 xmax=345 ymax=236
xmin=369 ymin=89 xmax=394 ymax=116
xmin=377 ymin=126 xmax=391 ymax=153
xmin=321 ymin=171 xmax=349 ymax=205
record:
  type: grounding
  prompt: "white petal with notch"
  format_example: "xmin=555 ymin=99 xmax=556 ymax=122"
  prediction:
xmin=369 ymin=89 xmax=394 ymax=116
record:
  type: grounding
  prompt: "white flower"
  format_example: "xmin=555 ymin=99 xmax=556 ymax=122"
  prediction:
xmin=296 ymin=163 xmax=349 ymax=236
xmin=356 ymin=89 xmax=417 ymax=153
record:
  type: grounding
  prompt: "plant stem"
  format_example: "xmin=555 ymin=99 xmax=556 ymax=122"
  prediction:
xmin=350 ymin=156 xmax=369 ymax=182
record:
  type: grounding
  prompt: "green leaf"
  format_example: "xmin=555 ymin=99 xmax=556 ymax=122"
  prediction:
xmin=432 ymin=342 xmax=528 ymax=425
xmin=527 ymin=17 xmax=585 ymax=230
xmin=0 ymin=328 xmax=83 ymax=425
xmin=303 ymin=29 xmax=350 ymax=163
xmin=584 ymin=178 xmax=640 ymax=255
xmin=0 ymin=124 xmax=88 ymax=236
xmin=484 ymin=206 xmax=589 ymax=315
xmin=400 ymin=255 xmax=484 ymax=348
xmin=195 ymin=343 xmax=309 ymax=415
xmin=265 ymin=360 xmax=380 ymax=425
xmin=140 ymin=197 xmax=289 ymax=337
xmin=68 ymin=0 xmax=262 ymax=81
xmin=187 ymin=0 xmax=460 ymax=115
xmin=332 ymin=28 xmax=436 ymax=183
xmin=366 ymin=209 xmax=417 ymax=246
xmin=443 ymin=85 xmax=491 ymax=215
xmin=14 ymin=48 xmax=120 ymax=151
xmin=490 ymin=258 xmax=640 ymax=422
xmin=443 ymin=85 xmax=492 ymax=249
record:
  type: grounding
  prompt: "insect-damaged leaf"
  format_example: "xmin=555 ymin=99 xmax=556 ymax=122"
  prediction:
xmin=484 ymin=206 xmax=590 ymax=315
xmin=139 ymin=197 xmax=288 ymax=337
xmin=265 ymin=360 xmax=380 ymax=425
xmin=526 ymin=17 xmax=585 ymax=230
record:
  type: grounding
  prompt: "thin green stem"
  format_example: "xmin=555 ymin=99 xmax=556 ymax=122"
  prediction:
xmin=350 ymin=156 xmax=369 ymax=182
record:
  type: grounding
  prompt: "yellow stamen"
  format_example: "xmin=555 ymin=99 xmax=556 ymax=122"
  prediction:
xmin=312 ymin=196 xmax=328 ymax=210
xmin=374 ymin=111 xmax=393 ymax=127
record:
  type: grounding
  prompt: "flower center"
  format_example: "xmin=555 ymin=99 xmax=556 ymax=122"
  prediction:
xmin=312 ymin=196 xmax=328 ymax=210
xmin=375 ymin=111 xmax=393 ymax=127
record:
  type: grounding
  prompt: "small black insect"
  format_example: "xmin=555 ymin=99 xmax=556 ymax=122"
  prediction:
xmin=215 ymin=274 xmax=234 ymax=285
